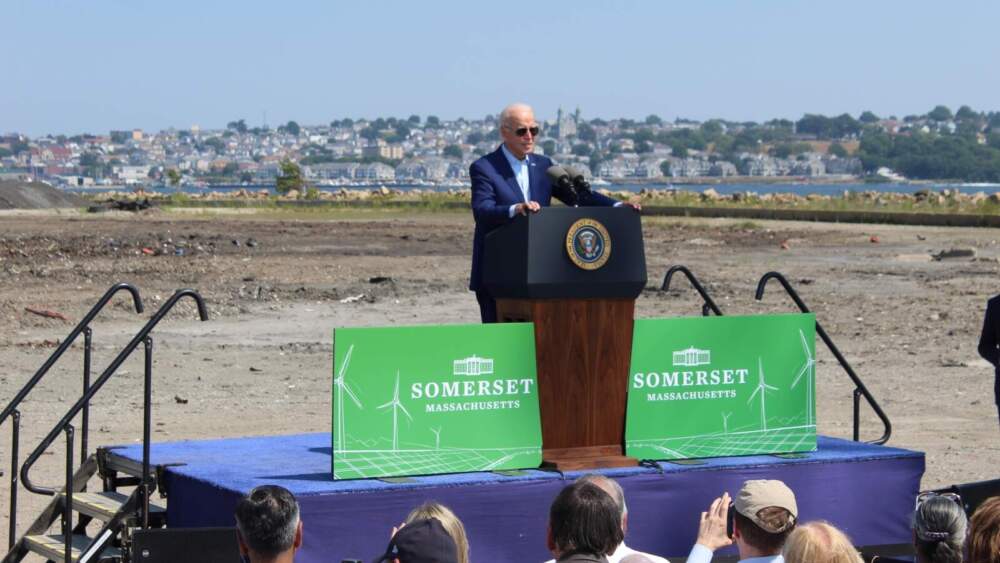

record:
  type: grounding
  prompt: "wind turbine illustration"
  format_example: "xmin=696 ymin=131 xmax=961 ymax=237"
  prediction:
xmin=430 ymin=427 xmax=442 ymax=450
xmin=334 ymin=344 xmax=362 ymax=453
xmin=378 ymin=371 xmax=412 ymax=451
xmin=722 ymin=412 xmax=732 ymax=434
xmin=791 ymin=329 xmax=815 ymax=425
xmin=747 ymin=357 xmax=778 ymax=431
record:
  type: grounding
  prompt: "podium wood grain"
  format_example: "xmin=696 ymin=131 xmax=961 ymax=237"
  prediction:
xmin=496 ymin=298 xmax=637 ymax=469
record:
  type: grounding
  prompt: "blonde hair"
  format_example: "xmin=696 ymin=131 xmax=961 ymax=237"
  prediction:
xmin=782 ymin=521 xmax=862 ymax=563
xmin=405 ymin=501 xmax=469 ymax=563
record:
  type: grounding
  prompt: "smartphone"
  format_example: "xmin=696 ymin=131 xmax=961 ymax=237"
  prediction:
xmin=726 ymin=502 xmax=735 ymax=538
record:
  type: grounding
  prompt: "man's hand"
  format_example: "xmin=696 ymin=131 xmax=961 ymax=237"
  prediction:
xmin=515 ymin=201 xmax=541 ymax=215
xmin=621 ymin=201 xmax=642 ymax=212
xmin=696 ymin=492 xmax=733 ymax=552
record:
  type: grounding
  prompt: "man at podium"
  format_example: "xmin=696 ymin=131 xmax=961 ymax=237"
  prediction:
xmin=469 ymin=103 xmax=623 ymax=323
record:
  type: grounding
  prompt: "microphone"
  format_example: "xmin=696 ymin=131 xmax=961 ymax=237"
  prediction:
xmin=546 ymin=165 xmax=578 ymax=206
xmin=563 ymin=165 xmax=592 ymax=195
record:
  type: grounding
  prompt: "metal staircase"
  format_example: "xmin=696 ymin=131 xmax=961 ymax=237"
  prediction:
xmin=2 ymin=285 xmax=208 ymax=563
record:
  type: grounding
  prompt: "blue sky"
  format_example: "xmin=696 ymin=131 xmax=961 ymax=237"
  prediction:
xmin=3 ymin=1 xmax=998 ymax=136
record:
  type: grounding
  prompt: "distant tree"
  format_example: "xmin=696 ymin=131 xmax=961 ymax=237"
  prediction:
xmin=275 ymin=159 xmax=307 ymax=195
xmin=645 ymin=114 xmax=663 ymax=126
xmin=572 ymin=144 xmax=592 ymax=157
xmin=0 ymin=147 xmax=11 ymax=158
xmin=221 ymin=162 xmax=240 ymax=177
xmin=828 ymin=142 xmax=849 ymax=157
xmin=204 ymin=137 xmax=226 ymax=153
xmin=426 ymin=115 xmax=441 ymax=129
xmin=466 ymin=131 xmax=485 ymax=145
xmin=635 ymin=140 xmax=653 ymax=153
xmin=227 ymin=119 xmax=248 ymax=134
xmin=659 ymin=160 xmax=672 ymax=177
xmin=927 ymin=105 xmax=953 ymax=122
xmin=770 ymin=142 xmax=812 ymax=158
xmin=166 ymin=169 xmax=182 ymax=186
xmin=240 ymin=171 xmax=254 ymax=183
xmin=577 ymin=123 xmax=597 ymax=142
xmin=633 ymin=128 xmax=655 ymax=144
xmin=408 ymin=114 xmax=421 ymax=125
xmin=858 ymin=111 xmax=878 ymax=123
xmin=541 ymin=140 xmax=556 ymax=155
xmin=671 ymin=143 xmax=688 ymax=158
xmin=80 ymin=152 xmax=101 ymax=167
xmin=956 ymin=105 xmax=978 ymax=121
xmin=285 ymin=121 xmax=301 ymax=136
xmin=590 ymin=118 xmax=608 ymax=126
xmin=442 ymin=144 xmax=463 ymax=159
xmin=359 ymin=127 xmax=379 ymax=141
xmin=700 ymin=120 xmax=724 ymax=140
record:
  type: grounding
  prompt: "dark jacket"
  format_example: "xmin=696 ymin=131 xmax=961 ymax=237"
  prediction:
xmin=977 ymin=294 xmax=1000 ymax=404
xmin=468 ymin=145 xmax=616 ymax=291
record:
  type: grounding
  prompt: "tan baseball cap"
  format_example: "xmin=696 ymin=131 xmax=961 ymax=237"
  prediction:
xmin=733 ymin=480 xmax=798 ymax=533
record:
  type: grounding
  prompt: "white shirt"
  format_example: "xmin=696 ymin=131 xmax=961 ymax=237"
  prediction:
xmin=544 ymin=542 xmax=668 ymax=563
xmin=685 ymin=544 xmax=783 ymax=563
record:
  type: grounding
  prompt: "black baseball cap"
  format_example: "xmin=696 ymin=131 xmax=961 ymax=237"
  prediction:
xmin=374 ymin=517 xmax=458 ymax=563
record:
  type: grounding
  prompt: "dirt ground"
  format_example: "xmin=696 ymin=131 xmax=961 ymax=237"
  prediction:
xmin=1 ymin=207 xmax=998 ymax=541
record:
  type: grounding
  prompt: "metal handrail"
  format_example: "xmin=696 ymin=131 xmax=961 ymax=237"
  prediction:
xmin=21 ymin=289 xmax=208 ymax=496
xmin=0 ymin=282 xmax=143 ymax=427
xmin=755 ymin=271 xmax=892 ymax=445
xmin=660 ymin=265 xmax=725 ymax=316
xmin=1 ymin=282 xmax=142 ymax=548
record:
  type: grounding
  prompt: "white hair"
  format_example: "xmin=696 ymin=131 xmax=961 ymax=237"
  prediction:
xmin=499 ymin=103 xmax=533 ymax=129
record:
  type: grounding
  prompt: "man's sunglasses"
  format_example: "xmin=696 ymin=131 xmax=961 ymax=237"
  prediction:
xmin=508 ymin=125 xmax=540 ymax=137
xmin=915 ymin=491 xmax=962 ymax=510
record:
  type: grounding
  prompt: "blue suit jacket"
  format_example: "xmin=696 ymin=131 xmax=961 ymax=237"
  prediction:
xmin=469 ymin=145 xmax=616 ymax=291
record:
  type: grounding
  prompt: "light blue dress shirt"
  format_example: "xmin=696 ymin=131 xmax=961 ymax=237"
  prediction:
xmin=685 ymin=544 xmax=783 ymax=563
xmin=501 ymin=144 xmax=531 ymax=217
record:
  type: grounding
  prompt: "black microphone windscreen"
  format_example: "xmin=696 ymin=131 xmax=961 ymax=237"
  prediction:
xmin=545 ymin=165 xmax=567 ymax=182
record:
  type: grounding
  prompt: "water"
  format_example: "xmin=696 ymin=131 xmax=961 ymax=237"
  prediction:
xmin=64 ymin=181 xmax=1000 ymax=196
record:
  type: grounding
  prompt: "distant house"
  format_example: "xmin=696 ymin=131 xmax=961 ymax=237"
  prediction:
xmin=355 ymin=162 xmax=395 ymax=180
xmin=708 ymin=161 xmax=738 ymax=177
xmin=395 ymin=157 xmax=450 ymax=181
xmin=823 ymin=156 xmax=862 ymax=175
xmin=305 ymin=162 xmax=359 ymax=180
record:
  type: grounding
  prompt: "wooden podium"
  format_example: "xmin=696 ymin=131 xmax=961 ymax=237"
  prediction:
xmin=483 ymin=207 xmax=646 ymax=470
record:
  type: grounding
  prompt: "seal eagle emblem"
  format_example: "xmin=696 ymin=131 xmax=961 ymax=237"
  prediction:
xmin=566 ymin=218 xmax=611 ymax=270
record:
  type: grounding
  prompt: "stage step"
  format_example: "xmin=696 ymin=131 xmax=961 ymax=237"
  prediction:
xmin=22 ymin=533 xmax=120 ymax=562
xmin=60 ymin=491 xmax=165 ymax=522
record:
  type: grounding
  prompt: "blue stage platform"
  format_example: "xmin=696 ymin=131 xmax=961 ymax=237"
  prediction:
xmin=110 ymin=434 xmax=924 ymax=562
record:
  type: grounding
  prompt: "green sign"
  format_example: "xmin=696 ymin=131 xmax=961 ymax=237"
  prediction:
xmin=332 ymin=323 xmax=542 ymax=479
xmin=626 ymin=314 xmax=817 ymax=460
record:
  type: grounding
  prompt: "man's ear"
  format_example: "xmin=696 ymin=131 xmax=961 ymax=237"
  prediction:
xmin=621 ymin=512 xmax=629 ymax=534
xmin=236 ymin=529 xmax=250 ymax=556
xmin=293 ymin=520 xmax=304 ymax=550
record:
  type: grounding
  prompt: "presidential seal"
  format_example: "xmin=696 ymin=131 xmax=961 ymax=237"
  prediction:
xmin=566 ymin=218 xmax=611 ymax=270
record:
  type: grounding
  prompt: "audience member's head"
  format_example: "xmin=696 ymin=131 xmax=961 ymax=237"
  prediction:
xmin=405 ymin=502 xmax=469 ymax=563
xmin=967 ymin=496 xmax=1000 ymax=563
xmin=578 ymin=474 xmax=628 ymax=531
xmin=781 ymin=521 xmax=862 ymax=563
xmin=377 ymin=517 xmax=458 ymax=563
xmin=620 ymin=554 xmax=655 ymax=563
xmin=732 ymin=479 xmax=798 ymax=558
xmin=547 ymin=481 xmax=624 ymax=558
xmin=234 ymin=485 xmax=303 ymax=563
xmin=912 ymin=492 xmax=967 ymax=563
